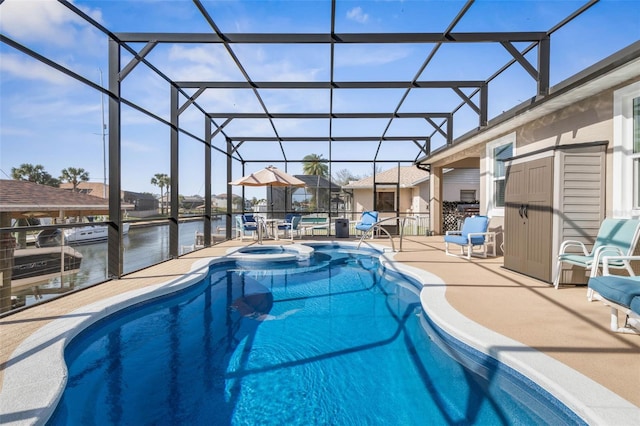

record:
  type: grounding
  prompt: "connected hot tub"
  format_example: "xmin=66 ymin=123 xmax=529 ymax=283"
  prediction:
xmin=225 ymin=244 xmax=314 ymax=262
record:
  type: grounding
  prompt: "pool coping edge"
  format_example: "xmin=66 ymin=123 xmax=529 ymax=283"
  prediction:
xmin=379 ymin=251 xmax=640 ymax=426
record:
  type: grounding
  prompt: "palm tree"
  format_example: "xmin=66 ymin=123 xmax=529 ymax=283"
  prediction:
xmin=302 ymin=154 xmax=329 ymax=177
xmin=302 ymin=154 xmax=329 ymax=210
xmin=60 ymin=167 xmax=90 ymax=192
xmin=11 ymin=163 xmax=60 ymax=186
xmin=151 ymin=173 xmax=170 ymax=215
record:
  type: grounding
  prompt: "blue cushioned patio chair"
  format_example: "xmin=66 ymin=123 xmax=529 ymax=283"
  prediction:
xmin=355 ymin=211 xmax=379 ymax=238
xmin=236 ymin=214 xmax=259 ymax=241
xmin=587 ymin=255 xmax=640 ymax=334
xmin=553 ymin=218 xmax=640 ymax=293
xmin=444 ymin=215 xmax=495 ymax=259
xmin=278 ymin=214 xmax=302 ymax=241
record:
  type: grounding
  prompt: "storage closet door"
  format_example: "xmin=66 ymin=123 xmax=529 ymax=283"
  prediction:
xmin=503 ymin=157 xmax=553 ymax=282
xmin=504 ymin=162 xmax=526 ymax=273
xmin=523 ymin=157 xmax=553 ymax=282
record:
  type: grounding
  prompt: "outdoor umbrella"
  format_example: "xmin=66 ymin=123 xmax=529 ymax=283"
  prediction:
xmin=229 ymin=166 xmax=306 ymax=241
xmin=229 ymin=165 xmax=305 ymax=187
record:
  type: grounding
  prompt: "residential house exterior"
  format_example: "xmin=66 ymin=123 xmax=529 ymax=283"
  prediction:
xmin=291 ymin=175 xmax=341 ymax=213
xmin=342 ymin=166 xmax=480 ymax=221
xmin=268 ymin=175 xmax=341 ymax=216
xmin=181 ymin=195 xmax=204 ymax=211
xmin=60 ymin=182 xmax=109 ymax=198
xmin=122 ymin=191 xmax=158 ymax=214
xmin=212 ymin=194 xmax=228 ymax=210
xmin=61 ymin=182 xmax=154 ymax=216
xmin=417 ymin=42 xmax=640 ymax=284
xmin=212 ymin=193 xmax=246 ymax=212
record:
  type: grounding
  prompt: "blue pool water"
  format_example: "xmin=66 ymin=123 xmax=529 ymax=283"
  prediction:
xmin=234 ymin=246 xmax=295 ymax=254
xmin=49 ymin=244 xmax=583 ymax=425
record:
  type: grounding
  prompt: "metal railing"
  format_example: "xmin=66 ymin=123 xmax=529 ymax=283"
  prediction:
xmin=356 ymin=216 xmax=418 ymax=252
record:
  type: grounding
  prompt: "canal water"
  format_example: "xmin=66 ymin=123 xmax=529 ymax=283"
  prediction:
xmin=16 ymin=218 xmax=227 ymax=308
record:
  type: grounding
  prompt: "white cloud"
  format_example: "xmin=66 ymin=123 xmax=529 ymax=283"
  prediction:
xmin=0 ymin=0 xmax=102 ymax=47
xmin=0 ymin=53 xmax=70 ymax=85
xmin=168 ymin=45 xmax=224 ymax=67
xmin=346 ymin=6 xmax=369 ymax=24
xmin=165 ymin=45 xmax=241 ymax=81
xmin=335 ymin=46 xmax=411 ymax=67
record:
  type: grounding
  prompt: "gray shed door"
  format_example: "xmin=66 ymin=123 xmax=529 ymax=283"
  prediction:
xmin=504 ymin=156 xmax=554 ymax=282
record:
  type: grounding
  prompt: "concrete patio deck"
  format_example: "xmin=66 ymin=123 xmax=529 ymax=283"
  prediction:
xmin=1 ymin=235 xmax=638 ymax=419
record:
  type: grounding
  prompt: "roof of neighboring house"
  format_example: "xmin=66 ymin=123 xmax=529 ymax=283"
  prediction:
xmin=212 ymin=194 xmax=243 ymax=199
xmin=0 ymin=180 xmax=135 ymax=220
xmin=342 ymin=166 xmax=430 ymax=189
xmin=293 ymin=175 xmax=341 ymax=191
xmin=0 ymin=179 xmax=112 ymax=219
xmin=182 ymin=195 xmax=204 ymax=203
xmin=123 ymin=190 xmax=156 ymax=200
xmin=59 ymin=181 xmax=108 ymax=198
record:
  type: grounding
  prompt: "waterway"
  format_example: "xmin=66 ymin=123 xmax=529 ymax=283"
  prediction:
xmin=13 ymin=218 xmax=227 ymax=308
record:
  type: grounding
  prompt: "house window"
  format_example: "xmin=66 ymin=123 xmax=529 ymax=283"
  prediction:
xmin=486 ymin=132 xmax=515 ymax=216
xmin=460 ymin=190 xmax=476 ymax=202
xmin=613 ymin=81 xmax=640 ymax=217
xmin=376 ymin=192 xmax=395 ymax=211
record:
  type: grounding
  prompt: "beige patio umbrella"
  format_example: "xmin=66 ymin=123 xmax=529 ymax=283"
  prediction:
xmin=229 ymin=165 xmax=305 ymax=187
xmin=229 ymin=166 xmax=305 ymax=240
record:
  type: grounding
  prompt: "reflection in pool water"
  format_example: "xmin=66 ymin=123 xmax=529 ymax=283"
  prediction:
xmin=49 ymin=244 xmax=584 ymax=425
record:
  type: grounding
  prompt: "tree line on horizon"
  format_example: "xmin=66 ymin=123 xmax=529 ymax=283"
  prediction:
xmin=10 ymin=154 xmax=377 ymax=205
xmin=10 ymin=163 xmax=90 ymax=191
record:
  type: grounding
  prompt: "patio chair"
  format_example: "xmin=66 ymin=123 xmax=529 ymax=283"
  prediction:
xmin=587 ymin=255 xmax=640 ymax=334
xmin=553 ymin=218 xmax=640 ymax=294
xmin=355 ymin=211 xmax=379 ymax=238
xmin=236 ymin=214 xmax=259 ymax=241
xmin=444 ymin=215 xmax=495 ymax=259
xmin=278 ymin=214 xmax=302 ymax=241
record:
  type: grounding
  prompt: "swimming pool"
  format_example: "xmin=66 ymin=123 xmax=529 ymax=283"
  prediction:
xmin=45 ymin=243 xmax=584 ymax=425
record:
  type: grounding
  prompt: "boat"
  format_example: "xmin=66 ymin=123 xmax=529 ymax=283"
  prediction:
xmin=63 ymin=222 xmax=130 ymax=245
xmin=35 ymin=229 xmax=62 ymax=247
xmin=11 ymin=246 xmax=83 ymax=290
xmin=37 ymin=223 xmax=130 ymax=247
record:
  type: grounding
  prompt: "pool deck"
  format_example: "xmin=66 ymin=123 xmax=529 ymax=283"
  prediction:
xmin=1 ymin=235 xmax=639 ymax=420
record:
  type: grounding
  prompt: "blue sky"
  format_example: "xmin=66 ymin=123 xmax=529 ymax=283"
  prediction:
xmin=1 ymin=0 xmax=639 ymax=200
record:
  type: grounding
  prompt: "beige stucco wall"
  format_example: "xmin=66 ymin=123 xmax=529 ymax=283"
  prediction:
xmin=480 ymin=77 xmax=639 ymax=219
xmin=352 ymin=187 xmax=416 ymax=219
xmin=516 ymin=91 xmax=613 ymax=153
xmin=476 ymin=88 xmax=616 ymax=251
xmin=351 ymin=188 xmax=372 ymax=219
xmin=475 ymin=77 xmax=640 ymax=255
xmin=414 ymin=184 xmax=430 ymax=213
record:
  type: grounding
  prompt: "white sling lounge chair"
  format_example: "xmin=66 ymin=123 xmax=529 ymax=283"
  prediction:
xmin=553 ymin=218 xmax=640 ymax=295
xmin=587 ymin=255 xmax=640 ymax=334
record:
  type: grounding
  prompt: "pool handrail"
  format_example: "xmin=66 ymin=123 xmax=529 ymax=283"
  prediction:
xmin=356 ymin=216 xmax=417 ymax=252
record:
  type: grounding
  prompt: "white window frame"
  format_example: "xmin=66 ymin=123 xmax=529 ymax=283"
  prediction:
xmin=613 ymin=81 xmax=640 ymax=218
xmin=485 ymin=132 xmax=515 ymax=217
